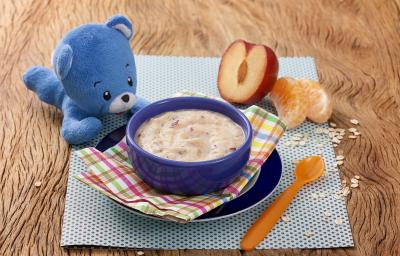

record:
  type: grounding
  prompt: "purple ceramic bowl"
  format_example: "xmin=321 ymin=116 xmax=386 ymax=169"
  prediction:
xmin=126 ymin=97 xmax=253 ymax=195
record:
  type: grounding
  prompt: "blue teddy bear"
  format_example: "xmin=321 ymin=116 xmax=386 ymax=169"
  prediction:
xmin=23 ymin=15 xmax=149 ymax=144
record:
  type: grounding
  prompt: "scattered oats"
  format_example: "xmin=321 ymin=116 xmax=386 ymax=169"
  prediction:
xmin=291 ymin=141 xmax=299 ymax=146
xmin=333 ymin=144 xmax=338 ymax=148
xmin=350 ymin=178 xmax=359 ymax=184
xmin=354 ymin=131 xmax=361 ymax=136
xmin=350 ymin=183 xmax=359 ymax=188
xmin=342 ymin=187 xmax=351 ymax=196
xmin=34 ymin=181 xmax=42 ymax=187
xmin=137 ymin=251 xmax=145 ymax=256
xmin=335 ymin=194 xmax=342 ymax=199
xmin=355 ymin=175 xmax=360 ymax=179
xmin=328 ymin=128 xmax=336 ymax=132
xmin=292 ymin=160 xmax=300 ymax=165
xmin=336 ymin=135 xmax=343 ymax=140
xmin=299 ymin=140 xmax=306 ymax=146
xmin=292 ymin=136 xmax=302 ymax=141
xmin=319 ymin=192 xmax=327 ymax=198
xmin=336 ymin=128 xmax=345 ymax=133
xmin=337 ymin=160 xmax=344 ymax=166
xmin=323 ymin=128 xmax=330 ymax=134
xmin=315 ymin=127 xmax=323 ymax=134
xmin=341 ymin=179 xmax=347 ymax=184
xmin=350 ymin=119 xmax=359 ymax=125
xmin=304 ymin=231 xmax=314 ymax=237
xmin=312 ymin=193 xmax=319 ymax=199
xmin=348 ymin=135 xmax=357 ymax=139
xmin=329 ymin=122 xmax=337 ymax=127
xmin=324 ymin=211 xmax=332 ymax=217
xmin=348 ymin=128 xmax=357 ymax=133
xmin=335 ymin=218 xmax=343 ymax=225
xmin=329 ymin=132 xmax=336 ymax=138
xmin=281 ymin=216 xmax=289 ymax=223
xmin=332 ymin=137 xmax=341 ymax=144
xmin=336 ymin=155 xmax=345 ymax=160
xmin=284 ymin=141 xmax=292 ymax=146
xmin=316 ymin=143 xmax=324 ymax=148
xmin=294 ymin=133 xmax=303 ymax=138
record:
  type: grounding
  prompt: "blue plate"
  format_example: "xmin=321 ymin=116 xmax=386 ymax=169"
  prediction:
xmin=96 ymin=125 xmax=282 ymax=222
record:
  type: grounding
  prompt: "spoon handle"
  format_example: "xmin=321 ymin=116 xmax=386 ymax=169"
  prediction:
xmin=240 ymin=181 xmax=303 ymax=251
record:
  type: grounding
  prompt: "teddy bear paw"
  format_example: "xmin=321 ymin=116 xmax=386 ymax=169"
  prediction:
xmin=61 ymin=117 xmax=102 ymax=144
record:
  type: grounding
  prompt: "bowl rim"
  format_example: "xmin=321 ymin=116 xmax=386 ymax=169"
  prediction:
xmin=126 ymin=96 xmax=253 ymax=167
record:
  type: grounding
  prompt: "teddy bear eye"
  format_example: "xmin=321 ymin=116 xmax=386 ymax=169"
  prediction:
xmin=103 ymin=91 xmax=111 ymax=101
xmin=127 ymin=76 xmax=133 ymax=87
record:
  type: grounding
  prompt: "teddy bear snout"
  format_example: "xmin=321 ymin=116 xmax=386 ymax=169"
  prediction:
xmin=121 ymin=94 xmax=130 ymax=103
xmin=108 ymin=92 xmax=136 ymax=114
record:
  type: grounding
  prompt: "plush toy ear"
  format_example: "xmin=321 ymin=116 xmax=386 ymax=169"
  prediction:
xmin=53 ymin=44 xmax=73 ymax=80
xmin=105 ymin=15 xmax=133 ymax=40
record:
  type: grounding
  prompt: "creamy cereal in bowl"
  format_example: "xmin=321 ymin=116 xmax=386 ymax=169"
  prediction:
xmin=126 ymin=96 xmax=253 ymax=195
xmin=135 ymin=110 xmax=245 ymax=162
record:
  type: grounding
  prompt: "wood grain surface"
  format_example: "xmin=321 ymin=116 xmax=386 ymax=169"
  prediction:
xmin=1 ymin=0 xmax=399 ymax=255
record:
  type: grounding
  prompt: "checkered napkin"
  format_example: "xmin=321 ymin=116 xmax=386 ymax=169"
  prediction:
xmin=75 ymin=92 xmax=286 ymax=222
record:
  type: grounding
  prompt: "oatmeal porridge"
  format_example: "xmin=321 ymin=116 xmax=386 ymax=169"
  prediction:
xmin=135 ymin=110 xmax=245 ymax=162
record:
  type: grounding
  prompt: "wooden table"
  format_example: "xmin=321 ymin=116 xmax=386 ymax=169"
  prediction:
xmin=1 ymin=0 xmax=399 ymax=255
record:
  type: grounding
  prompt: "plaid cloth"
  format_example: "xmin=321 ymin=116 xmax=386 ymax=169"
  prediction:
xmin=75 ymin=92 xmax=286 ymax=222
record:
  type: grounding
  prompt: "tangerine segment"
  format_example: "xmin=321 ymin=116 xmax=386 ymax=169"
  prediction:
xmin=299 ymin=79 xmax=333 ymax=123
xmin=269 ymin=77 xmax=309 ymax=129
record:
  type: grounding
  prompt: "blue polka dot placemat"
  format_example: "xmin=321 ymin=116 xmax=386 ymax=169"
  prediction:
xmin=61 ymin=56 xmax=354 ymax=249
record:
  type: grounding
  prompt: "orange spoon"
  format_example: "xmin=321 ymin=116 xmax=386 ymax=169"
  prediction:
xmin=240 ymin=156 xmax=325 ymax=251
